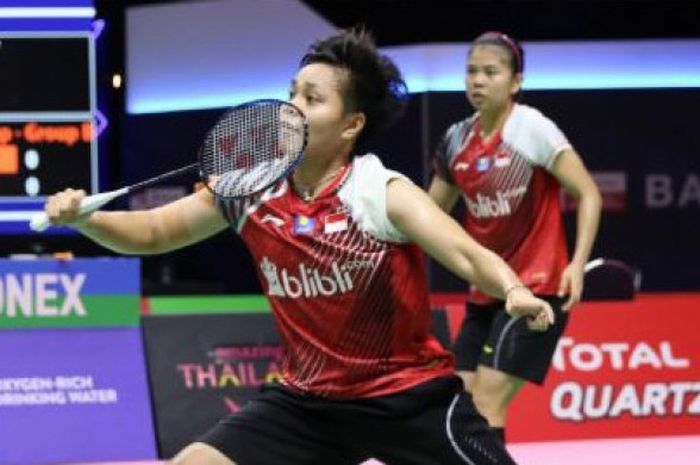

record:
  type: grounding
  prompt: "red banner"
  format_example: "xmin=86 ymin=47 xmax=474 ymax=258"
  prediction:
xmin=507 ymin=294 xmax=700 ymax=442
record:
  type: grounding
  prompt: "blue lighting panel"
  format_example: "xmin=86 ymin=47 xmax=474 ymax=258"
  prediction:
xmin=128 ymin=40 xmax=700 ymax=114
xmin=0 ymin=0 xmax=94 ymax=31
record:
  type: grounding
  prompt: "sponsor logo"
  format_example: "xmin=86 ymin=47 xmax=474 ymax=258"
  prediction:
xmin=0 ymin=273 xmax=86 ymax=318
xmin=464 ymin=186 xmax=526 ymax=218
xmin=260 ymin=257 xmax=356 ymax=298
xmin=551 ymin=337 xmax=696 ymax=422
xmin=454 ymin=161 xmax=470 ymax=172
xmin=645 ymin=172 xmax=700 ymax=209
xmin=261 ymin=214 xmax=285 ymax=227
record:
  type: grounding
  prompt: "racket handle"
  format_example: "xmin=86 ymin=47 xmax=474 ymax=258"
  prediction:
xmin=29 ymin=188 xmax=129 ymax=232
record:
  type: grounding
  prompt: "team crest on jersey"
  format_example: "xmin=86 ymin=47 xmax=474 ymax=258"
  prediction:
xmin=293 ymin=215 xmax=316 ymax=235
xmin=323 ymin=212 xmax=348 ymax=234
xmin=476 ymin=157 xmax=492 ymax=172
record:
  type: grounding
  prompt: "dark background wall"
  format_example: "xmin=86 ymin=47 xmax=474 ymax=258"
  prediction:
xmin=302 ymin=0 xmax=700 ymax=45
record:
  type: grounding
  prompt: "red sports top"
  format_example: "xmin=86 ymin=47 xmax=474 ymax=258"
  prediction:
xmin=433 ymin=104 xmax=571 ymax=304
xmin=219 ymin=154 xmax=454 ymax=399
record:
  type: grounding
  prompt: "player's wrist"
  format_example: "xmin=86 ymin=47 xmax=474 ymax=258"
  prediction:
xmin=71 ymin=211 xmax=98 ymax=230
xmin=504 ymin=283 xmax=532 ymax=300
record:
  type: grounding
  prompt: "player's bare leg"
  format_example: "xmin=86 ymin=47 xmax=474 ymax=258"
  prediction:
xmin=471 ymin=366 xmax=525 ymax=432
xmin=170 ymin=442 xmax=238 ymax=465
xmin=456 ymin=369 xmax=476 ymax=392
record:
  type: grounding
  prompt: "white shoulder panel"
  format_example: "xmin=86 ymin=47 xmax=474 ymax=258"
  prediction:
xmin=338 ymin=154 xmax=410 ymax=243
xmin=502 ymin=104 xmax=572 ymax=170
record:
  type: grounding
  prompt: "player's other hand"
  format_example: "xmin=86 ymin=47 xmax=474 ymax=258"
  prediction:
xmin=558 ymin=261 xmax=585 ymax=312
xmin=505 ymin=287 xmax=555 ymax=332
xmin=45 ymin=188 xmax=88 ymax=226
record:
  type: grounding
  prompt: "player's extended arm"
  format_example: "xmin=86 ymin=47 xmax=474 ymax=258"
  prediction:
xmin=387 ymin=178 xmax=553 ymax=328
xmin=551 ymin=148 xmax=602 ymax=309
xmin=44 ymin=187 xmax=228 ymax=255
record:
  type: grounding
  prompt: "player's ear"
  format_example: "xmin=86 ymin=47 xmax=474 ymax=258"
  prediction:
xmin=510 ymin=72 xmax=523 ymax=98
xmin=342 ymin=112 xmax=366 ymax=141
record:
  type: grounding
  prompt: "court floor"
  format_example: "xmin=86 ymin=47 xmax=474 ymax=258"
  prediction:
xmin=506 ymin=435 xmax=699 ymax=465
xmin=62 ymin=434 xmax=699 ymax=465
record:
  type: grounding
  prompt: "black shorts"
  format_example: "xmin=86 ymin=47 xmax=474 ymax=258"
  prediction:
xmin=199 ymin=376 xmax=517 ymax=465
xmin=453 ymin=296 xmax=569 ymax=385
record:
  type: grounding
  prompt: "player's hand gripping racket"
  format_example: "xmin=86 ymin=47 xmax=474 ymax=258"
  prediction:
xmin=30 ymin=99 xmax=307 ymax=231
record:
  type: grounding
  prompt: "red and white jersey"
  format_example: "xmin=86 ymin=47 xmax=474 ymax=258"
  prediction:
xmin=219 ymin=154 xmax=454 ymax=399
xmin=433 ymin=103 xmax=571 ymax=304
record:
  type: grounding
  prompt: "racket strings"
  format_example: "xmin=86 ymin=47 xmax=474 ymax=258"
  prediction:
xmin=200 ymin=101 xmax=306 ymax=198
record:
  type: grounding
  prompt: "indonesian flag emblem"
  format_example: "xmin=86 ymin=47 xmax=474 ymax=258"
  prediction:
xmin=323 ymin=211 xmax=348 ymax=234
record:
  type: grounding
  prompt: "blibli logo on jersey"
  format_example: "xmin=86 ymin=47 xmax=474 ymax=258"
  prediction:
xmin=260 ymin=256 xmax=353 ymax=298
xmin=465 ymin=186 xmax=526 ymax=218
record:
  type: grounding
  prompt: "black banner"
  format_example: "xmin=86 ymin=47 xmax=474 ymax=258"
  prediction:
xmin=141 ymin=313 xmax=282 ymax=458
xmin=141 ymin=308 xmax=451 ymax=458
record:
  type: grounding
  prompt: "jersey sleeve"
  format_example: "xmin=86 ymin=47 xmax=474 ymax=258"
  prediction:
xmin=339 ymin=154 xmax=410 ymax=243
xmin=431 ymin=125 xmax=457 ymax=183
xmin=217 ymin=196 xmax=252 ymax=233
xmin=217 ymin=186 xmax=280 ymax=234
xmin=505 ymin=106 xmax=572 ymax=170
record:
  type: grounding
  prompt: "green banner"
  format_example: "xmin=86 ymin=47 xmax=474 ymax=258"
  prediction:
xmin=0 ymin=295 xmax=140 ymax=328
xmin=146 ymin=294 xmax=271 ymax=315
xmin=0 ymin=258 xmax=140 ymax=328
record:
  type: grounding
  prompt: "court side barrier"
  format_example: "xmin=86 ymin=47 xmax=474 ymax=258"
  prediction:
xmin=0 ymin=258 xmax=157 ymax=465
xmin=141 ymin=291 xmax=700 ymax=451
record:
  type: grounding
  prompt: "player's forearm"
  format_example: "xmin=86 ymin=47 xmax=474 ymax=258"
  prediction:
xmin=571 ymin=188 xmax=602 ymax=265
xmin=466 ymin=245 xmax=524 ymax=299
xmin=73 ymin=210 xmax=167 ymax=255
xmin=441 ymin=235 xmax=524 ymax=299
xmin=388 ymin=179 xmax=523 ymax=298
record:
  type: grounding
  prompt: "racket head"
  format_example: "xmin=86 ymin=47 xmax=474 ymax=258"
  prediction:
xmin=198 ymin=99 xmax=308 ymax=198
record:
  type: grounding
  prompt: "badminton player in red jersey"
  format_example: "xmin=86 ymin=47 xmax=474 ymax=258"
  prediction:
xmin=429 ymin=31 xmax=602 ymax=444
xmin=44 ymin=28 xmax=554 ymax=465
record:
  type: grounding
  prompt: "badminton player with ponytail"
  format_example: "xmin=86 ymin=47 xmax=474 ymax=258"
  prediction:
xmin=429 ymin=31 xmax=602 ymax=444
xmin=43 ymin=28 xmax=553 ymax=465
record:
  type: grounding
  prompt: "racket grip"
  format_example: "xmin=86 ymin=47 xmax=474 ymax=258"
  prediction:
xmin=29 ymin=188 xmax=128 ymax=232
xmin=29 ymin=213 xmax=52 ymax=232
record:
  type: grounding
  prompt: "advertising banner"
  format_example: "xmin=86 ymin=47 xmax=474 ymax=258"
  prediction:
xmin=507 ymin=294 xmax=700 ymax=441
xmin=141 ymin=313 xmax=282 ymax=458
xmin=141 ymin=293 xmax=699 ymax=449
xmin=0 ymin=258 xmax=140 ymax=328
xmin=0 ymin=327 xmax=157 ymax=464
xmin=141 ymin=306 xmax=452 ymax=458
